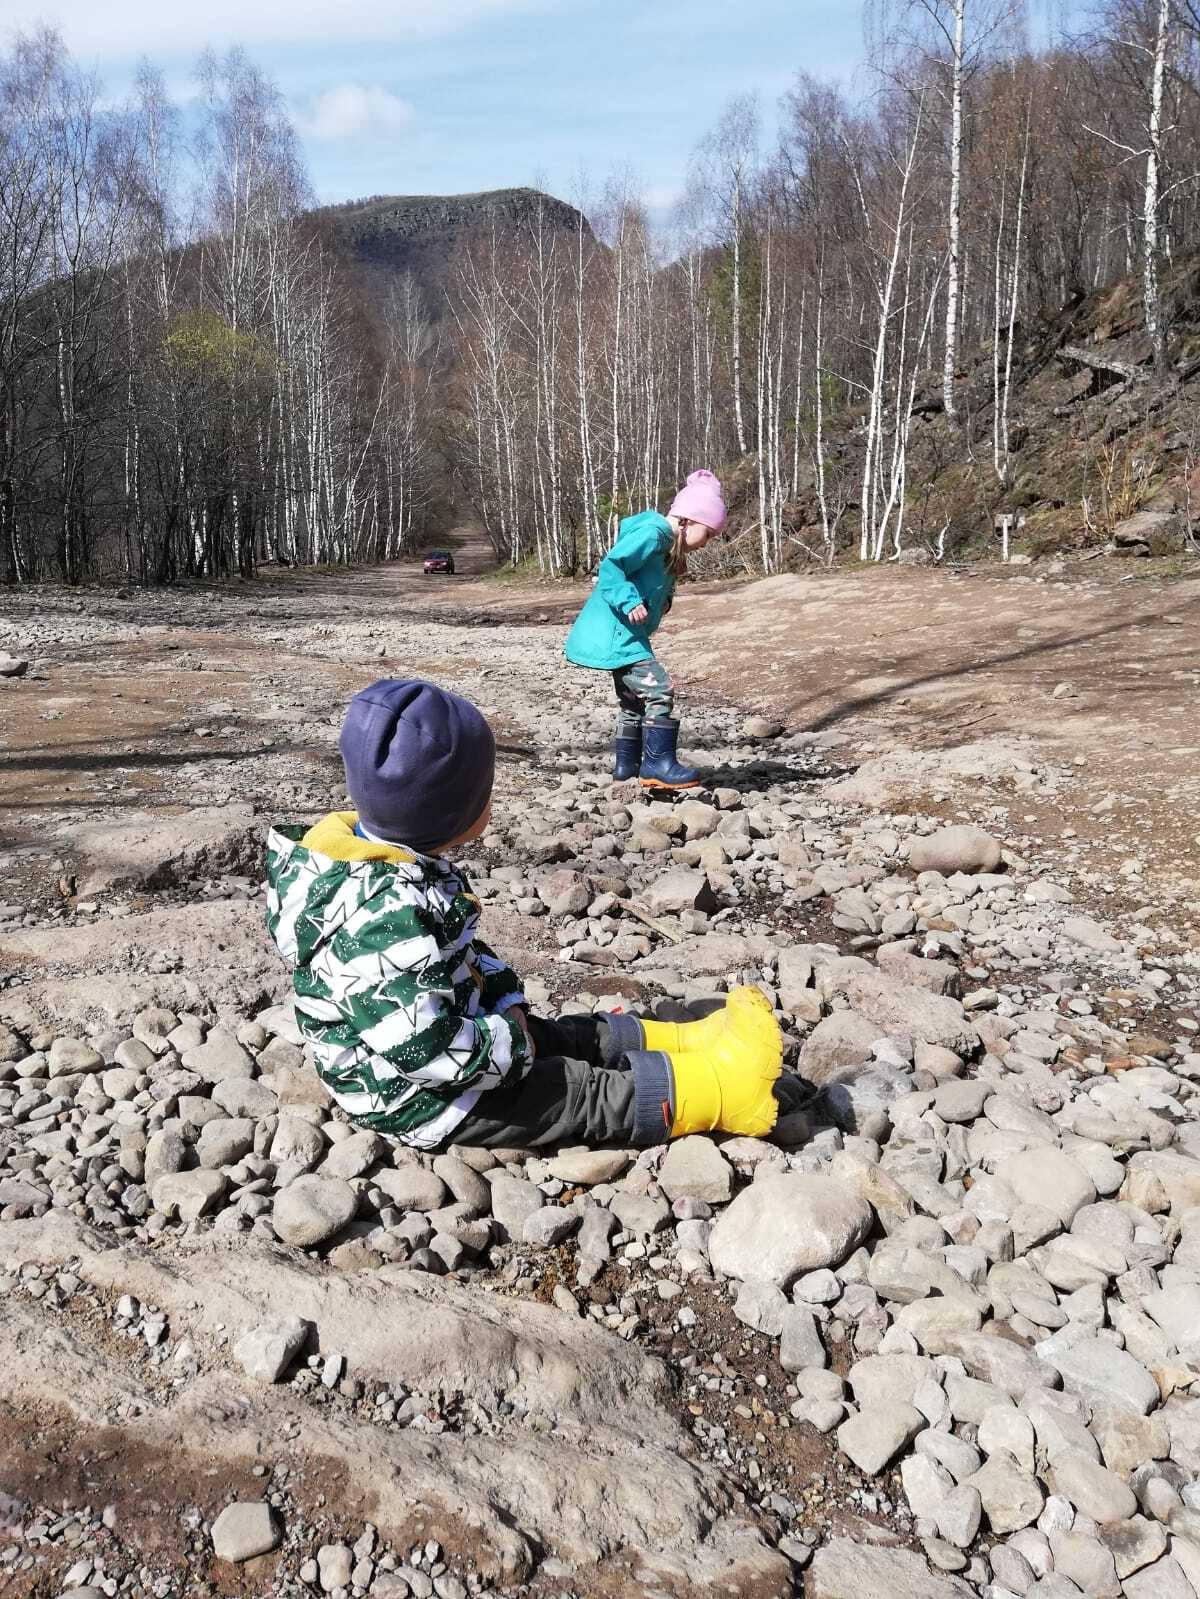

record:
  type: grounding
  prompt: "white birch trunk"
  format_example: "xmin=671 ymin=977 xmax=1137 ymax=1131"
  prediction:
xmin=942 ymin=0 xmax=966 ymax=421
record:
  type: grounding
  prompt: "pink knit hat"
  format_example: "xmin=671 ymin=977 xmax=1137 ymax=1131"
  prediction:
xmin=669 ymin=469 xmax=727 ymax=533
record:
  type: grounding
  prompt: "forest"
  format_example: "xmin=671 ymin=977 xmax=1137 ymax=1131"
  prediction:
xmin=2 ymin=0 xmax=1200 ymax=583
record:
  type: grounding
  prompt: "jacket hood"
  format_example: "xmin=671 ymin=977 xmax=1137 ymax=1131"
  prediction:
xmin=265 ymin=813 xmax=420 ymax=970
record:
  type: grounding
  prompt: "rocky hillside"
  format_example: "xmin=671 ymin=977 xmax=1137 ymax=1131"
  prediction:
xmin=715 ymin=249 xmax=1200 ymax=568
xmin=320 ymin=186 xmax=588 ymax=311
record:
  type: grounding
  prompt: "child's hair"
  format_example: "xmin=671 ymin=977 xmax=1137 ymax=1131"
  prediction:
xmin=667 ymin=522 xmax=691 ymax=578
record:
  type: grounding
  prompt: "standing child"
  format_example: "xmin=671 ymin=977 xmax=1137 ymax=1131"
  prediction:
xmin=564 ymin=469 xmax=727 ymax=788
xmin=265 ymin=678 xmax=784 ymax=1151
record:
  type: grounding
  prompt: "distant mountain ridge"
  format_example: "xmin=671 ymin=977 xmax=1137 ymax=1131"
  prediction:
xmin=318 ymin=186 xmax=589 ymax=308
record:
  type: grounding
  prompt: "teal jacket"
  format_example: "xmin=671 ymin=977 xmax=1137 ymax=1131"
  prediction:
xmin=564 ymin=510 xmax=675 ymax=670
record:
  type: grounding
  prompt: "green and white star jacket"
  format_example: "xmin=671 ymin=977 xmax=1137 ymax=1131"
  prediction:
xmin=265 ymin=811 xmax=529 ymax=1148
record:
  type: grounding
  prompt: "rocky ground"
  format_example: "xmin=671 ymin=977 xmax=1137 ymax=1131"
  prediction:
xmin=1 ymin=552 xmax=1199 ymax=1599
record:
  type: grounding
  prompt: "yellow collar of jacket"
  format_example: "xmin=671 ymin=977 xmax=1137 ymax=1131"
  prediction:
xmin=300 ymin=811 xmax=417 ymax=866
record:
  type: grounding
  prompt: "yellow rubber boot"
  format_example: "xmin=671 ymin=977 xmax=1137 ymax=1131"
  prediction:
xmin=640 ymin=987 xmax=767 ymax=1057
xmin=666 ymin=987 xmax=783 ymax=1138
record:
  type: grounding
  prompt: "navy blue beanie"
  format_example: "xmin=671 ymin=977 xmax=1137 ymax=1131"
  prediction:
xmin=339 ymin=679 xmax=496 ymax=852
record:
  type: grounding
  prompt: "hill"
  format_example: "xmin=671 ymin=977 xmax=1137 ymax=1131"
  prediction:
xmin=318 ymin=186 xmax=589 ymax=310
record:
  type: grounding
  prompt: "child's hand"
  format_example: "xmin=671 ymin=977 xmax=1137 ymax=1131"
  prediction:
xmin=627 ymin=603 xmax=649 ymax=624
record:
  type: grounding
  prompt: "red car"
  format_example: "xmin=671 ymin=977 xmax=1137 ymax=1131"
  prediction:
xmin=423 ymin=550 xmax=455 ymax=575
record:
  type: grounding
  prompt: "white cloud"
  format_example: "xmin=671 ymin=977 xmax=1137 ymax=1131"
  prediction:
xmin=4 ymin=0 xmax=557 ymax=60
xmin=301 ymin=83 xmax=414 ymax=141
xmin=644 ymin=183 xmax=682 ymax=211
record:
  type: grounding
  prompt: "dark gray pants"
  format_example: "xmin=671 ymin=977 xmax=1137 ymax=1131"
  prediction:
xmin=451 ymin=1012 xmax=671 ymax=1148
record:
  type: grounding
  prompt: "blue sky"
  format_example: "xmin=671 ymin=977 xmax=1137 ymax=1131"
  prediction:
xmin=8 ymin=0 xmax=1087 ymax=214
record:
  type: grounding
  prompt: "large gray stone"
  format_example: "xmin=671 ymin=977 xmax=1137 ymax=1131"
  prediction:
xmin=1121 ymin=1556 xmax=1198 ymax=1599
xmin=1049 ymin=1531 xmax=1119 ymax=1599
xmin=849 ymin=1354 xmax=939 ymax=1408
xmin=321 ymin=1131 xmax=384 ymax=1181
xmin=487 ymin=1171 xmax=545 ymax=1240
xmin=1142 ymin=1282 xmax=1200 ymax=1349
xmin=197 ymin=1117 xmax=256 ymax=1170
xmin=269 ymin=1116 xmax=326 ymax=1171
xmin=152 ymin=1169 xmax=228 ymax=1221
xmin=779 ymin=1305 xmax=827 ymax=1372
xmin=272 ymin=1175 xmax=357 ymax=1248
xmin=808 ymin=1541 xmax=974 ymax=1599
xmin=932 ymin=1331 xmax=1057 ymax=1398
xmin=877 ymin=942 xmax=962 ymax=997
xmin=798 ymin=1012 xmax=881 ymax=1086
xmin=210 ymin=1500 xmax=281 ymax=1562
xmin=1040 ymin=1336 xmax=1160 ymax=1415
xmin=838 ymin=1402 xmax=923 ymax=1474
xmin=610 ymin=1192 xmax=671 ymax=1236
xmin=233 ymin=1314 xmax=310 ymax=1381
xmin=1061 ymin=916 xmax=1122 ymax=953
xmin=144 ymin=1130 xmax=187 ymax=1188
xmin=522 ymin=1207 xmax=580 ymax=1247
xmin=829 ymin=970 xmax=978 ymax=1055
xmin=212 ymin=1078 xmax=278 ymax=1119
xmin=65 ymin=804 xmax=260 ymax=898
xmin=908 ymin=826 xmax=1002 ymax=876
xmin=708 ymin=1173 xmax=874 ymax=1288
xmin=1089 ymin=1406 xmax=1169 ymax=1479
xmin=431 ymin=1153 xmax=492 ymax=1212
xmin=937 ymin=1484 xmax=982 ymax=1549
xmin=1047 ymin=1451 xmax=1137 ymax=1524
xmin=372 ymin=1166 xmax=449 ymax=1214
xmin=642 ymin=868 xmax=718 ymax=915
xmin=1006 ymin=1149 xmax=1097 ymax=1227
xmin=657 ymin=1137 xmax=733 ymax=1204
xmin=930 ymin=1079 xmax=992 ymax=1123
xmin=734 ymin=1281 xmax=788 ymax=1335
xmin=184 ymin=1029 xmax=256 ymax=1083
xmin=48 ymin=1037 xmax=104 ymax=1074
xmin=967 ymin=1456 xmax=1044 ymax=1534
xmin=546 ymin=1148 xmax=632 ymax=1186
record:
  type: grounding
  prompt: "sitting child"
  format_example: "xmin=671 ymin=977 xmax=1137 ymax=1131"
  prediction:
xmin=265 ymin=678 xmax=784 ymax=1150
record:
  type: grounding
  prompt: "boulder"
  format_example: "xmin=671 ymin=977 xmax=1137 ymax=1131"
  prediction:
xmin=1005 ymin=1149 xmax=1097 ymax=1226
xmin=64 ymin=803 xmax=261 ymax=898
xmin=798 ymin=1012 xmax=881 ymax=1086
xmin=657 ymin=1137 xmax=734 ymax=1204
xmin=272 ymin=1175 xmax=357 ymax=1248
xmin=233 ymin=1314 xmax=311 ymax=1381
xmin=1041 ymin=1336 xmax=1160 ymax=1415
xmin=808 ymin=1541 xmax=974 ymax=1599
xmin=838 ymin=1403 xmax=923 ymax=1474
xmin=546 ymin=1149 xmax=632 ymax=1186
xmin=907 ymin=826 xmax=1002 ymax=876
xmin=152 ymin=1169 xmax=228 ymax=1222
xmin=210 ymin=1501 xmax=281 ymax=1562
xmin=372 ymin=1166 xmax=449 ymax=1213
xmin=642 ymin=868 xmax=719 ymax=916
xmin=708 ymin=1173 xmax=874 ymax=1288
xmin=826 ymin=970 xmax=978 ymax=1055
xmin=487 ymin=1171 xmax=545 ymax=1240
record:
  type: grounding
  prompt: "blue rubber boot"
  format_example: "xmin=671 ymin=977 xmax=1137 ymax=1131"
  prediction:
xmin=613 ymin=715 xmax=642 ymax=781
xmin=640 ymin=717 xmax=701 ymax=790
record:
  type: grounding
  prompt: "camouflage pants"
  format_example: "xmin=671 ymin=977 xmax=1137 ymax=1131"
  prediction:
xmin=611 ymin=659 xmax=674 ymax=722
